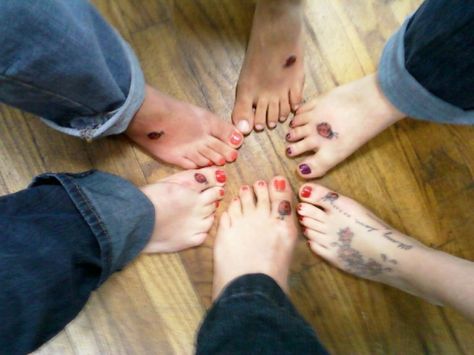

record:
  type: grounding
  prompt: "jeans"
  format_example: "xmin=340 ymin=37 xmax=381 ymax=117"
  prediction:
xmin=0 ymin=0 xmax=472 ymax=354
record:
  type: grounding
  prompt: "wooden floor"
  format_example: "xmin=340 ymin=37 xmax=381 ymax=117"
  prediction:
xmin=0 ymin=0 xmax=473 ymax=354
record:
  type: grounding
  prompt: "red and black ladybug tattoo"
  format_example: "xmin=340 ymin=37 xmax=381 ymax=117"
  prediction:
xmin=194 ymin=173 xmax=208 ymax=184
xmin=147 ymin=130 xmax=165 ymax=140
xmin=277 ymin=200 xmax=292 ymax=220
xmin=316 ymin=122 xmax=338 ymax=139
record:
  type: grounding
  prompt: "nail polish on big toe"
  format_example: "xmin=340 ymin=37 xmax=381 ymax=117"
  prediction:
xmin=301 ymin=185 xmax=312 ymax=198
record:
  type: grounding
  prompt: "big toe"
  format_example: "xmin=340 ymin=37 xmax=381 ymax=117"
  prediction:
xmin=269 ymin=176 xmax=294 ymax=220
xmin=298 ymin=183 xmax=342 ymax=210
xmin=232 ymin=94 xmax=255 ymax=135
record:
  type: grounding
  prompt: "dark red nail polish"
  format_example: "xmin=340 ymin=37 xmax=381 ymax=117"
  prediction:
xmin=286 ymin=147 xmax=292 ymax=156
xmin=299 ymin=164 xmax=311 ymax=175
xmin=285 ymin=133 xmax=291 ymax=141
xmin=298 ymin=216 xmax=304 ymax=221
xmin=301 ymin=186 xmax=312 ymax=198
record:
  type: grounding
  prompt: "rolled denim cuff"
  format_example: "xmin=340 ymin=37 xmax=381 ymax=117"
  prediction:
xmin=39 ymin=38 xmax=146 ymax=141
xmin=30 ymin=170 xmax=154 ymax=285
xmin=378 ymin=16 xmax=474 ymax=125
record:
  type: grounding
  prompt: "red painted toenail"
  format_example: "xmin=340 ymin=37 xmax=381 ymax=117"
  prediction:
xmin=230 ymin=151 xmax=238 ymax=161
xmin=220 ymin=189 xmax=225 ymax=196
xmin=207 ymin=161 xmax=213 ymax=167
xmin=215 ymin=201 xmax=220 ymax=208
xmin=274 ymin=179 xmax=286 ymax=192
xmin=286 ymin=147 xmax=292 ymax=156
xmin=229 ymin=130 xmax=243 ymax=145
xmin=218 ymin=158 xmax=226 ymax=166
xmin=298 ymin=216 xmax=304 ymax=221
xmin=301 ymin=186 xmax=312 ymax=198
xmin=216 ymin=170 xmax=226 ymax=183
xmin=297 ymin=204 xmax=303 ymax=211
xmin=257 ymin=181 xmax=266 ymax=187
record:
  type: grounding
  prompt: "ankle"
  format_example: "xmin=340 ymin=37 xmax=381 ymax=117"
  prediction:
xmin=372 ymin=74 xmax=406 ymax=124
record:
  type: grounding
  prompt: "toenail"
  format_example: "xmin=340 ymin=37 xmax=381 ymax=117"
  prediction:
xmin=219 ymin=189 xmax=225 ymax=196
xmin=297 ymin=204 xmax=303 ymax=211
xmin=285 ymin=133 xmax=291 ymax=141
xmin=229 ymin=130 xmax=243 ymax=145
xmin=215 ymin=170 xmax=226 ymax=183
xmin=293 ymin=104 xmax=300 ymax=111
xmin=230 ymin=151 xmax=238 ymax=161
xmin=279 ymin=116 xmax=286 ymax=122
xmin=237 ymin=120 xmax=250 ymax=133
xmin=286 ymin=147 xmax=292 ymax=156
xmin=215 ymin=200 xmax=220 ymax=208
xmin=301 ymin=185 xmax=312 ymax=198
xmin=207 ymin=161 xmax=213 ymax=167
xmin=269 ymin=122 xmax=276 ymax=128
xmin=242 ymin=185 xmax=249 ymax=191
xmin=289 ymin=120 xmax=294 ymax=128
xmin=299 ymin=164 xmax=311 ymax=175
xmin=273 ymin=179 xmax=286 ymax=192
xmin=218 ymin=158 xmax=226 ymax=166
xmin=298 ymin=216 xmax=304 ymax=222
xmin=233 ymin=197 xmax=239 ymax=201
xmin=257 ymin=180 xmax=266 ymax=187
xmin=255 ymin=124 xmax=264 ymax=131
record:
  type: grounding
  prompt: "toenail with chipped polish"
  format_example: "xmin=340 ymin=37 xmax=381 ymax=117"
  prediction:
xmin=218 ymin=158 xmax=226 ymax=166
xmin=273 ymin=179 xmax=286 ymax=192
xmin=237 ymin=120 xmax=250 ymax=133
xmin=216 ymin=170 xmax=226 ymax=183
xmin=285 ymin=133 xmax=291 ymax=141
xmin=301 ymin=186 xmax=312 ymax=198
xmin=257 ymin=180 xmax=266 ymax=187
xmin=229 ymin=130 xmax=243 ymax=145
xmin=297 ymin=204 xmax=303 ymax=211
xmin=230 ymin=151 xmax=238 ymax=161
xmin=207 ymin=161 xmax=213 ymax=167
xmin=219 ymin=189 xmax=225 ymax=197
xmin=299 ymin=164 xmax=311 ymax=175
xmin=242 ymin=185 xmax=249 ymax=191
xmin=298 ymin=216 xmax=304 ymax=222
xmin=286 ymin=147 xmax=292 ymax=156
xmin=215 ymin=200 xmax=220 ymax=208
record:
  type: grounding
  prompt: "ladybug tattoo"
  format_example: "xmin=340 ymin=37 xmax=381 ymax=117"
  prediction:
xmin=317 ymin=122 xmax=338 ymax=139
xmin=147 ymin=131 xmax=164 ymax=140
xmin=194 ymin=173 xmax=208 ymax=184
xmin=284 ymin=55 xmax=297 ymax=68
xmin=322 ymin=191 xmax=339 ymax=202
xmin=277 ymin=200 xmax=292 ymax=220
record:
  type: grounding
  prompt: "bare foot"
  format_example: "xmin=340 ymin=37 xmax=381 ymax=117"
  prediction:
xmin=127 ymin=86 xmax=243 ymax=169
xmin=232 ymin=0 xmax=305 ymax=134
xmin=297 ymin=183 xmax=442 ymax=304
xmin=140 ymin=167 xmax=227 ymax=253
xmin=212 ymin=176 xmax=298 ymax=299
xmin=286 ymin=74 xmax=405 ymax=178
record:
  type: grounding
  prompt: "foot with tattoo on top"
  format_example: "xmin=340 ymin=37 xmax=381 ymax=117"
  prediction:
xmin=297 ymin=183 xmax=443 ymax=304
xmin=127 ymin=85 xmax=243 ymax=169
xmin=286 ymin=74 xmax=405 ymax=178
xmin=212 ymin=176 xmax=298 ymax=299
xmin=232 ymin=0 xmax=305 ymax=134
xmin=140 ymin=167 xmax=227 ymax=253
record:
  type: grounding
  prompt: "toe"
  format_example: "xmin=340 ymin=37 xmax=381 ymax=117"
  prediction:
xmin=187 ymin=151 xmax=211 ymax=167
xmin=295 ymin=97 xmax=317 ymax=115
xmin=289 ymin=112 xmax=312 ymax=128
xmin=199 ymin=145 xmax=225 ymax=166
xmin=299 ymin=215 xmax=327 ymax=234
xmin=286 ymin=136 xmax=319 ymax=157
xmin=199 ymin=214 xmax=216 ymax=233
xmin=267 ymin=101 xmax=279 ymax=129
xmin=175 ymin=157 xmax=198 ymax=170
xmin=207 ymin=138 xmax=238 ymax=164
xmin=269 ymin=176 xmax=294 ymax=219
xmin=218 ymin=211 xmax=231 ymax=230
xmin=228 ymin=196 xmax=242 ymax=219
xmin=239 ymin=185 xmax=256 ymax=212
xmin=308 ymin=240 xmax=335 ymax=261
xmin=192 ymin=232 xmax=208 ymax=247
xmin=297 ymin=150 xmax=335 ymax=179
xmin=298 ymin=183 xmax=338 ymax=210
xmin=253 ymin=180 xmax=270 ymax=213
xmin=296 ymin=201 xmax=327 ymax=222
xmin=200 ymin=186 xmax=225 ymax=206
xmin=290 ymin=82 xmax=304 ymax=112
xmin=279 ymin=95 xmax=291 ymax=122
xmin=210 ymin=116 xmax=244 ymax=148
xmin=286 ymin=125 xmax=312 ymax=142
xmin=254 ymin=99 xmax=268 ymax=131
xmin=232 ymin=92 xmax=255 ymax=135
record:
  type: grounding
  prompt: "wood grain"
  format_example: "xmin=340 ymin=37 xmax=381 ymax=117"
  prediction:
xmin=0 ymin=0 xmax=472 ymax=354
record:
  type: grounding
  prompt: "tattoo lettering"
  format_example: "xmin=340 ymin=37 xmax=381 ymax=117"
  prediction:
xmin=355 ymin=219 xmax=379 ymax=232
xmin=147 ymin=131 xmax=164 ymax=140
xmin=277 ymin=200 xmax=291 ymax=220
xmin=331 ymin=227 xmax=395 ymax=277
xmin=382 ymin=231 xmax=413 ymax=250
xmin=194 ymin=173 xmax=208 ymax=184
xmin=317 ymin=122 xmax=338 ymax=139
xmin=284 ymin=55 xmax=297 ymax=68
xmin=322 ymin=192 xmax=339 ymax=202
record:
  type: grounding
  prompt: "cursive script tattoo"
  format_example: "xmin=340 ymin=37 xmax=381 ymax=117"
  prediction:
xmin=382 ymin=231 xmax=413 ymax=250
xmin=331 ymin=227 xmax=395 ymax=277
xmin=277 ymin=200 xmax=291 ymax=220
xmin=317 ymin=122 xmax=338 ymax=139
xmin=322 ymin=192 xmax=339 ymax=202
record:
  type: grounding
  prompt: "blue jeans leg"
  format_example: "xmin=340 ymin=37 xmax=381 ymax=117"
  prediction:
xmin=0 ymin=0 xmax=145 ymax=140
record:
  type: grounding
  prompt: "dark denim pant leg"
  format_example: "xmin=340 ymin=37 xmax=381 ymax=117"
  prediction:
xmin=0 ymin=171 xmax=154 ymax=355
xmin=196 ymin=274 xmax=328 ymax=355
xmin=378 ymin=0 xmax=474 ymax=124
xmin=0 ymin=0 xmax=145 ymax=140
